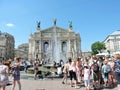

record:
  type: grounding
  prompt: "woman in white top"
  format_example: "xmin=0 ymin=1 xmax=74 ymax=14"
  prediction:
xmin=0 ymin=60 xmax=9 ymax=90
xmin=68 ymin=58 xmax=78 ymax=88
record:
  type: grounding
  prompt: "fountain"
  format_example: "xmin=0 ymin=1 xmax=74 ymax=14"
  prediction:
xmin=51 ymin=19 xmax=60 ymax=63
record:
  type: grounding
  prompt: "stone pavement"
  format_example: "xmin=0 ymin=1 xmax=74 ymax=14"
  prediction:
xmin=6 ymin=78 xmax=117 ymax=90
xmin=5 ymin=71 xmax=118 ymax=90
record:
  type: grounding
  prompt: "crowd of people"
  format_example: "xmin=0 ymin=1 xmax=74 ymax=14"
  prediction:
xmin=0 ymin=54 xmax=120 ymax=90
xmin=61 ymin=54 xmax=120 ymax=90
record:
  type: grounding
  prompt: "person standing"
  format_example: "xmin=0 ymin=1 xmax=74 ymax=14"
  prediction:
xmin=108 ymin=57 xmax=117 ymax=87
xmin=102 ymin=60 xmax=109 ymax=87
xmin=23 ymin=60 xmax=28 ymax=73
xmin=84 ymin=64 xmax=91 ymax=90
xmin=91 ymin=56 xmax=100 ymax=89
xmin=62 ymin=61 xmax=68 ymax=84
xmin=67 ymin=58 xmax=78 ymax=88
xmin=112 ymin=54 xmax=120 ymax=90
xmin=76 ymin=57 xmax=82 ymax=83
xmin=0 ymin=60 xmax=9 ymax=90
xmin=11 ymin=57 xmax=21 ymax=90
xmin=33 ymin=59 xmax=39 ymax=80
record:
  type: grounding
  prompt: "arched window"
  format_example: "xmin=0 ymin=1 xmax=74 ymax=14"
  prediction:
xmin=44 ymin=42 xmax=49 ymax=52
xmin=62 ymin=41 xmax=67 ymax=52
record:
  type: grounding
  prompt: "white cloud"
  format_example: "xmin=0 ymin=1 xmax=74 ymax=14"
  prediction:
xmin=6 ymin=23 xmax=15 ymax=27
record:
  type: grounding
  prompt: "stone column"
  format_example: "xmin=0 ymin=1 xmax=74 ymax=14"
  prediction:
xmin=68 ymin=40 xmax=71 ymax=52
xmin=50 ymin=40 xmax=53 ymax=61
xmin=33 ymin=40 xmax=36 ymax=60
xmin=39 ymin=40 xmax=41 ymax=52
xmin=74 ymin=40 xmax=76 ymax=52
xmin=48 ymin=40 xmax=50 ymax=51
xmin=38 ymin=40 xmax=42 ymax=60
xmin=57 ymin=39 xmax=60 ymax=62
xmin=67 ymin=40 xmax=71 ymax=58
xmin=60 ymin=40 xmax=62 ymax=53
xmin=74 ymin=40 xmax=77 ymax=58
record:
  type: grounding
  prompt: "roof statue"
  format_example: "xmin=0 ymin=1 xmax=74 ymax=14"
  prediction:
xmin=37 ymin=21 xmax=40 ymax=28
xmin=69 ymin=21 xmax=72 ymax=29
xmin=53 ymin=19 xmax=57 ymax=26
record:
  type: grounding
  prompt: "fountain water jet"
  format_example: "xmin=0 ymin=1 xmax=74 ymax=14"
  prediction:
xmin=51 ymin=25 xmax=60 ymax=63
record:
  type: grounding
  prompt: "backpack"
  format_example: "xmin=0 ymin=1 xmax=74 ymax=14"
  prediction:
xmin=93 ymin=62 xmax=99 ymax=73
xmin=106 ymin=64 xmax=112 ymax=73
xmin=114 ymin=60 xmax=120 ymax=73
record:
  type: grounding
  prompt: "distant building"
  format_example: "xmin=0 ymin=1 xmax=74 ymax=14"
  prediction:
xmin=104 ymin=30 xmax=120 ymax=53
xmin=28 ymin=20 xmax=81 ymax=63
xmin=0 ymin=31 xmax=14 ymax=60
xmin=82 ymin=51 xmax=91 ymax=58
xmin=15 ymin=43 xmax=29 ymax=59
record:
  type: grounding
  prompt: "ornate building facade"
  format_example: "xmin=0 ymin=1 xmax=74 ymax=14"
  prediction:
xmin=28 ymin=21 xmax=81 ymax=63
xmin=104 ymin=30 xmax=120 ymax=53
xmin=0 ymin=31 xmax=14 ymax=60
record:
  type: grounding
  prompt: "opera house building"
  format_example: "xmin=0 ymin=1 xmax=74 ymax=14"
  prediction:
xmin=28 ymin=21 xmax=81 ymax=63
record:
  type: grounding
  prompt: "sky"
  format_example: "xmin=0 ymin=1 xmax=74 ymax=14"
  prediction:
xmin=0 ymin=0 xmax=120 ymax=51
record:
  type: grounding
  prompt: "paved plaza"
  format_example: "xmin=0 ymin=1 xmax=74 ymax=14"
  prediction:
xmin=6 ymin=77 xmax=118 ymax=90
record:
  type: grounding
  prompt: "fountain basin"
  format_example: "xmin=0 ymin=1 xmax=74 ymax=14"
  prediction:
xmin=27 ymin=65 xmax=57 ymax=75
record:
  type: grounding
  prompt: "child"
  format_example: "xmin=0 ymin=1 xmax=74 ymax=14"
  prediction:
xmin=84 ymin=64 xmax=91 ymax=90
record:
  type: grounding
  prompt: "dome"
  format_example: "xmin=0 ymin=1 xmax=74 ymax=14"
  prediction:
xmin=110 ymin=30 xmax=120 ymax=35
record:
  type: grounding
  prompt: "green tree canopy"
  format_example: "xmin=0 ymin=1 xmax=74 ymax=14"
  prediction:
xmin=91 ymin=41 xmax=106 ymax=55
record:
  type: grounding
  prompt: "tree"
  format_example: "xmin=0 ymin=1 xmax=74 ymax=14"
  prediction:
xmin=91 ymin=41 xmax=106 ymax=55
